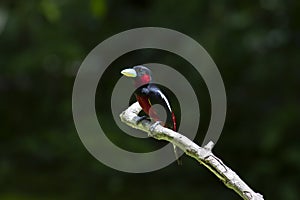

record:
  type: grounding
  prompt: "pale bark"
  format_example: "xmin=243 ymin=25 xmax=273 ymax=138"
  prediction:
xmin=120 ymin=102 xmax=264 ymax=200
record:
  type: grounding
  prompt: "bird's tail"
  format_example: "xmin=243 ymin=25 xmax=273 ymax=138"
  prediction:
xmin=173 ymin=144 xmax=182 ymax=165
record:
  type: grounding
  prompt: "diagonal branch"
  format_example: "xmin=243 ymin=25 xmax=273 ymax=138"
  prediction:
xmin=119 ymin=102 xmax=264 ymax=200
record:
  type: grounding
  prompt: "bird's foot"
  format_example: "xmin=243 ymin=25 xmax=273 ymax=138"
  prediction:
xmin=135 ymin=116 xmax=150 ymax=125
xmin=149 ymin=121 xmax=163 ymax=136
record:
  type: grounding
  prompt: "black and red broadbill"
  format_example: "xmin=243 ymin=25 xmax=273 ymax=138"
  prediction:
xmin=121 ymin=65 xmax=182 ymax=165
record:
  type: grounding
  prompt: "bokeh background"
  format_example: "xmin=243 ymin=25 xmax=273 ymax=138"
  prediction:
xmin=1 ymin=0 xmax=299 ymax=199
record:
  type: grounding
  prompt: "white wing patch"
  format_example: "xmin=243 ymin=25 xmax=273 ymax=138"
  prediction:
xmin=157 ymin=90 xmax=172 ymax=112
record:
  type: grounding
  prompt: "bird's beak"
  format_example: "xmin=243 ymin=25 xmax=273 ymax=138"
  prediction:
xmin=121 ymin=68 xmax=137 ymax=77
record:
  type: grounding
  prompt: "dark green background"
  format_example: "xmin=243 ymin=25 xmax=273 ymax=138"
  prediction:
xmin=1 ymin=0 xmax=299 ymax=199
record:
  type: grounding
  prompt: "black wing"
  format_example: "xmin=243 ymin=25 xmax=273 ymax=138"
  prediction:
xmin=147 ymin=84 xmax=176 ymax=131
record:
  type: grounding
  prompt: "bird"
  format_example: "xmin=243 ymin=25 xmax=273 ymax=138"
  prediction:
xmin=121 ymin=65 xmax=182 ymax=165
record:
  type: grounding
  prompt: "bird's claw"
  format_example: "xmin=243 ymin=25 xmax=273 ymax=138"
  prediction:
xmin=149 ymin=121 xmax=163 ymax=135
xmin=135 ymin=116 xmax=150 ymax=125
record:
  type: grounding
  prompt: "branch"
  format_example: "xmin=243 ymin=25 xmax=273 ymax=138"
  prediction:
xmin=120 ymin=102 xmax=264 ymax=200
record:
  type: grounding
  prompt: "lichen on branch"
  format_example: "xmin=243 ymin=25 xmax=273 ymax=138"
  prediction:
xmin=119 ymin=102 xmax=264 ymax=200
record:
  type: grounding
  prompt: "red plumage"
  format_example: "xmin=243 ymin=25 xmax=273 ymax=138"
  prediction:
xmin=122 ymin=65 xmax=181 ymax=164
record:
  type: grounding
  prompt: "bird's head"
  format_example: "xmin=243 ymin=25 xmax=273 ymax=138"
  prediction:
xmin=121 ymin=65 xmax=152 ymax=87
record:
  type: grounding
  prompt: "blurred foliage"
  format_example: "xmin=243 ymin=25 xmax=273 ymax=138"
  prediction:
xmin=0 ymin=0 xmax=299 ymax=199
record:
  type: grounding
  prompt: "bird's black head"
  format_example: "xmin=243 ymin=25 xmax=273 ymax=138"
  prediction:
xmin=121 ymin=65 xmax=152 ymax=87
xmin=132 ymin=65 xmax=152 ymax=78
